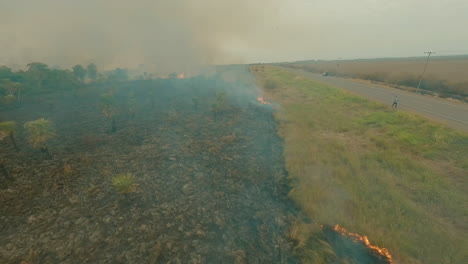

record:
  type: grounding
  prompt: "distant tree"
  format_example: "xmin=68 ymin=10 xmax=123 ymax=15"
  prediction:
xmin=0 ymin=66 xmax=13 ymax=80
xmin=0 ymin=79 xmax=23 ymax=104
xmin=26 ymin=62 xmax=49 ymax=91
xmin=168 ymin=72 xmax=178 ymax=79
xmin=0 ymin=66 xmax=24 ymax=84
xmin=108 ymin=68 xmax=128 ymax=81
xmin=10 ymin=70 xmax=26 ymax=83
xmin=46 ymin=69 xmax=79 ymax=90
xmin=72 ymin=65 xmax=87 ymax=81
xmin=86 ymin=63 xmax=98 ymax=80
xmin=27 ymin=62 xmax=48 ymax=72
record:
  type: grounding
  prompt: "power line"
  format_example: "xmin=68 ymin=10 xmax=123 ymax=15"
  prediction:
xmin=416 ymin=51 xmax=435 ymax=91
xmin=435 ymin=50 xmax=468 ymax=53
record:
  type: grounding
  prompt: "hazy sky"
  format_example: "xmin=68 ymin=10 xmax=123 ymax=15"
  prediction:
xmin=1 ymin=0 xmax=467 ymax=72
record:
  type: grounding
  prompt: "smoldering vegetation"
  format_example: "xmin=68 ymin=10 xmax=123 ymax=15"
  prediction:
xmin=0 ymin=62 xmax=398 ymax=263
xmin=0 ymin=65 xmax=303 ymax=263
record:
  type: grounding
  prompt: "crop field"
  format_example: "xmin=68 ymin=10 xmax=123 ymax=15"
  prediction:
xmin=253 ymin=65 xmax=468 ymax=264
xmin=282 ymin=55 xmax=468 ymax=100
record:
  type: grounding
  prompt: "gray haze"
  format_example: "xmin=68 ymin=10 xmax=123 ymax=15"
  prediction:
xmin=1 ymin=0 xmax=467 ymax=72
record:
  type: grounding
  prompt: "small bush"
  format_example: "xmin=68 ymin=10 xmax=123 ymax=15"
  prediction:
xmin=211 ymin=91 xmax=228 ymax=113
xmin=1 ymin=94 xmax=15 ymax=104
xmin=192 ymin=97 xmax=199 ymax=109
xmin=216 ymin=91 xmax=227 ymax=104
xmin=23 ymin=118 xmax=55 ymax=148
xmin=100 ymin=92 xmax=118 ymax=132
xmin=112 ymin=173 xmax=137 ymax=194
xmin=264 ymin=79 xmax=277 ymax=90
xmin=0 ymin=121 xmax=16 ymax=141
xmin=100 ymin=92 xmax=117 ymax=118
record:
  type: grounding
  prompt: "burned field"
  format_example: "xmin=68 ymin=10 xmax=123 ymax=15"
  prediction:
xmin=0 ymin=65 xmax=395 ymax=264
xmin=0 ymin=66 xmax=298 ymax=263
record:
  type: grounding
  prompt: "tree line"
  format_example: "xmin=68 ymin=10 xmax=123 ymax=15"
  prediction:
xmin=0 ymin=62 xmax=130 ymax=105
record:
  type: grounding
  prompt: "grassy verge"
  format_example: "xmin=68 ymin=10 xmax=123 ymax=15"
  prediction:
xmin=252 ymin=65 xmax=468 ymax=264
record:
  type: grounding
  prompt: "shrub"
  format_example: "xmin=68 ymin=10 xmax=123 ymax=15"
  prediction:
xmin=1 ymin=94 xmax=15 ymax=105
xmin=100 ymin=92 xmax=118 ymax=118
xmin=264 ymin=79 xmax=277 ymax=90
xmin=23 ymin=118 xmax=55 ymax=149
xmin=192 ymin=97 xmax=199 ymax=110
xmin=0 ymin=121 xmax=16 ymax=141
xmin=216 ymin=91 xmax=227 ymax=104
xmin=211 ymin=91 xmax=227 ymax=114
xmin=100 ymin=92 xmax=118 ymax=132
xmin=0 ymin=79 xmax=22 ymax=105
xmin=0 ymin=121 xmax=18 ymax=151
xmin=127 ymin=95 xmax=137 ymax=118
xmin=214 ymin=91 xmax=227 ymax=111
xmin=112 ymin=173 xmax=137 ymax=194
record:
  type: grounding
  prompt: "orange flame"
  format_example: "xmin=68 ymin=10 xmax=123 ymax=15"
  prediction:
xmin=177 ymin=73 xmax=185 ymax=79
xmin=257 ymin=96 xmax=270 ymax=105
xmin=333 ymin=225 xmax=393 ymax=263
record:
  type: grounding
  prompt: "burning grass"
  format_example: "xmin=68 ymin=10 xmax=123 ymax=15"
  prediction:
xmin=257 ymin=96 xmax=270 ymax=105
xmin=332 ymin=225 xmax=392 ymax=263
xmin=253 ymin=65 xmax=468 ymax=264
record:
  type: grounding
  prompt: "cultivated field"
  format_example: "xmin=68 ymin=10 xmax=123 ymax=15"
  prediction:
xmin=253 ymin=65 xmax=468 ymax=264
xmin=282 ymin=55 xmax=468 ymax=100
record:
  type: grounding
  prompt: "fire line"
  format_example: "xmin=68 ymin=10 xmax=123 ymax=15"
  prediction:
xmin=257 ymin=96 xmax=270 ymax=105
xmin=333 ymin=225 xmax=393 ymax=263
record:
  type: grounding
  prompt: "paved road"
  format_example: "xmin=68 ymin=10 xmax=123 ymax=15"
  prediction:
xmin=282 ymin=67 xmax=468 ymax=132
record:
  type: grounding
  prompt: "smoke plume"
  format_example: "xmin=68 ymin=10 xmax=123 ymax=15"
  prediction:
xmin=0 ymin=0 xmax=284 ymax=73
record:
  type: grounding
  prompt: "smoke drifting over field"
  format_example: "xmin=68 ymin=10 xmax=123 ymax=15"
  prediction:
xmin=0 ymin=0 xmax=282 ymax=72
xmin=1 ymin=0 xmax=468 ymax=71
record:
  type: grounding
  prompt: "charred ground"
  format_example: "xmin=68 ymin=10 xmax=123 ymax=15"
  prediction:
xmin=0 ymin=65 xmax=396 ymax=264
xmin=0 ymin=66 xmax=298 ymax=263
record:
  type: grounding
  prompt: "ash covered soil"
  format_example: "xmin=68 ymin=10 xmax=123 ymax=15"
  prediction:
xmin=0 ymin=66 xmax=299 ymax=263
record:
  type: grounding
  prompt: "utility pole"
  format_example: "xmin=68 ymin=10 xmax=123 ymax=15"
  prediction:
xmin=416 ymin=51 xmax=435 ymax=92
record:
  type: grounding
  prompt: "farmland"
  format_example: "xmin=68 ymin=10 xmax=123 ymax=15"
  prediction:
xmin=282 ymin=55 xmax=468 ymax=100
xmin=1 ymin=61 xmax=466 ymax=263
xmin=253 ymin=65 xmax=468 ymax=264
xmin=1 ymin=63 xmax=397 ymax=264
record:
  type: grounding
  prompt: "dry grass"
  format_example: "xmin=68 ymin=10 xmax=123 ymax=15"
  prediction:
xmin=291 ymin=58 xmax=468 ymax=82
xmin=284 ymin=56 xmax=468 ymax=99
xmin=252 ymin=65 xmax=468 ymax=264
